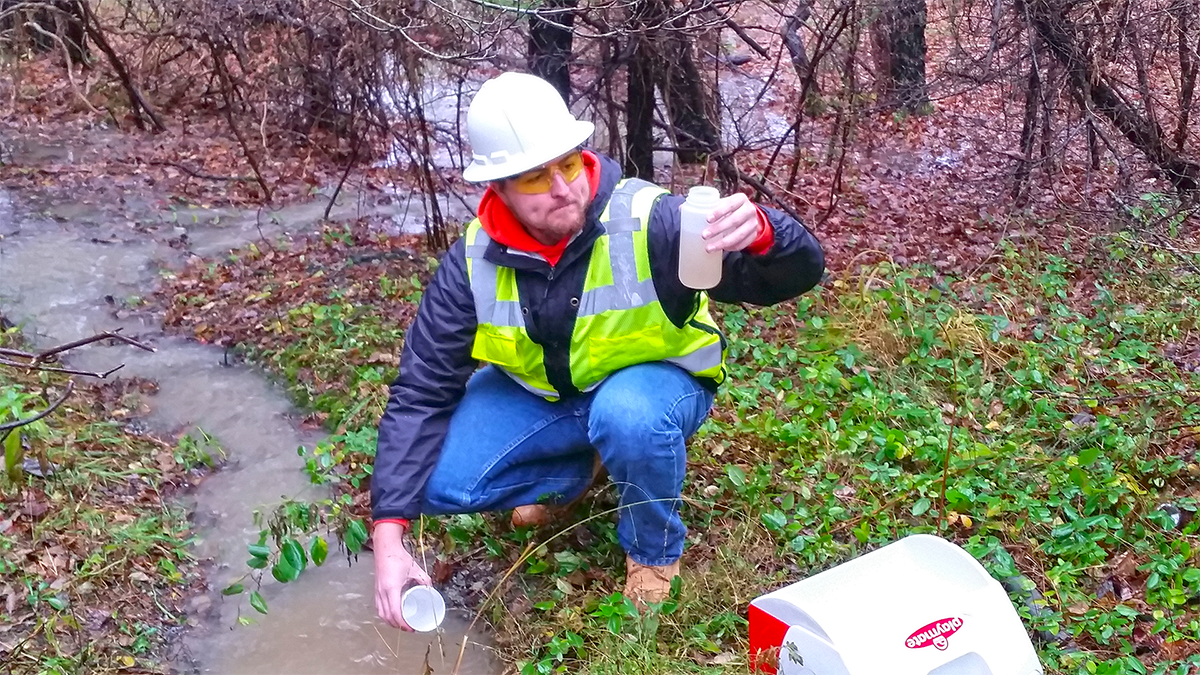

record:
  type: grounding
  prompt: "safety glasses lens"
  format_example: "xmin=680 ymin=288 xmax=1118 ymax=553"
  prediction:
xmin=512 ymin=152 xmax=583 ymax=194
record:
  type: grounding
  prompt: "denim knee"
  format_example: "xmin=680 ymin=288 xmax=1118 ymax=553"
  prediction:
xmin=422 ymin=472 xmax=474 ymax=514
xmin=588 ymin=393 xmax=683 ymax=462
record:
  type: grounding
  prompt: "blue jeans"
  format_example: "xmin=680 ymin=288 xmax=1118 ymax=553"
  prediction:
xmin=422 ymin=363 xmax=715 ymax=566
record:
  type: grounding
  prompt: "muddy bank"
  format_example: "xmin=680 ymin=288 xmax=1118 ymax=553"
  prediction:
xmin=0 ymin=156 xmax=494 ymax=673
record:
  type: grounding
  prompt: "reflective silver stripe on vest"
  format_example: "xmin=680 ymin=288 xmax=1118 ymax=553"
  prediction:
xmin=665 ymin=340 xmax=723 ymax=374
xmin=578 ymin=332 xmax=722 ymax=395
xmin=466 ymin=236 xmax=523 ymax=327
xmin=579 ymin=179 xmax=660 ymax=317
xmin=467 ymin=179 xmax=665 ymax=327
xmin=499 ymin=368 xmax=559 ymax=398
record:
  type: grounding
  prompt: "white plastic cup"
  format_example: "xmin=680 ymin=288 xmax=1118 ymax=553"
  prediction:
xmin=678 ymin=186 xmax=723 ymax=289
xmin=401 ymin=585 xmax=446 ymax=632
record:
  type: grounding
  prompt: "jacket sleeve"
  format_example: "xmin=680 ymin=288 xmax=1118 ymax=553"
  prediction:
xmin=370 ymin=238 xmax=478 ymax=521
xmin=648 ymin=194 xmax=825 ymax=325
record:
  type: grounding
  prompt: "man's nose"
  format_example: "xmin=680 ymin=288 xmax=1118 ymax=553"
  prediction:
xmin=548 ymin=171 xmax=571 ymax=197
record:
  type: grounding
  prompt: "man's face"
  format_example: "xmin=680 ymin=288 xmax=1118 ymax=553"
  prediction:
xmin=493 ymin=150 xmax=591 ymax=246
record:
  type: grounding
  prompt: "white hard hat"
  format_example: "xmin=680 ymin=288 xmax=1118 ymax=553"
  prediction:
xmin=462 ymin=72 xmax=595 ymax=183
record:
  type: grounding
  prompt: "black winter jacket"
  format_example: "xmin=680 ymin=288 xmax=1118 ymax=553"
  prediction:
xmin=370 ymin=152 xmax=825 ymax=521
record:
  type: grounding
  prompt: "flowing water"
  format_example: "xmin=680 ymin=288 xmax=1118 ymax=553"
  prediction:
xmin=0 ymin=139 xmax=493 ymax=674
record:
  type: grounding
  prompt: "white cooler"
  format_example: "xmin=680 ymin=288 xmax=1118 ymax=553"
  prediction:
xmin=748 ymin=534 xmax=1043 ymax=675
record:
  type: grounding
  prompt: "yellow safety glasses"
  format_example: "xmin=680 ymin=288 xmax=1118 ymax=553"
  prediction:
xmin=509 ymin=151 xmax=585 ymax=194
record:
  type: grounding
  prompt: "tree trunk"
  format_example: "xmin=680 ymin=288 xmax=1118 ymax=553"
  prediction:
xmin=871 ymin=0 xmax=929 ymax=112
xmin=659 ymin=2 xmax=721 ymax=164
xmin=892 ymin=0 xmax=928 ymax=111
xmin=528 ymin=0 xmax=576 ymax=103
xmin=1012 ymin=58 xmax=1039 ymax=201
xmin=1174 ymin=0 xmax=1197 ymax=152
xmin=783 ymin=0 xmax=821 ymax=100
xmin=624 ymin=30 xmax=656 ymax=179
xmin=58 ymin=1 xmax=86 ymax=65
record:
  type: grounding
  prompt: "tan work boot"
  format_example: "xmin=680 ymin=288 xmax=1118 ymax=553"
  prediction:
xmin=511 ymin=503 xmax=552 ymax=527
xmin=623 ymin=556 xmax=681 ymax=609
xmin=511 ymin=453 xmax=606 ymax=528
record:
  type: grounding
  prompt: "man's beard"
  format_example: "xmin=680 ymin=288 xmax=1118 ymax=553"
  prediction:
xmin=531 ymin=202 xmax=586 ymax=244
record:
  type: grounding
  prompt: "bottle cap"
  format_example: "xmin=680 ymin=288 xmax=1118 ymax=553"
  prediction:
xmin=401 ymin=585 xmax=446 ymax=632
xmin=686 ymin=185 xmax=720 ymax=207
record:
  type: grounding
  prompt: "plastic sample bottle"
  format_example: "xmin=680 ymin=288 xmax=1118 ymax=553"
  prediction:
xmin=401 ymin=584 xmax=446 ymax=632
xmin=678 ymin=186 xmax=723 ymax=289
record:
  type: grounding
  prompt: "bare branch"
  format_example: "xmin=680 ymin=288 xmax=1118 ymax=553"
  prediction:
xmin=29 ymin=330 xmax=155 ymax=365
xmin=0 ymin=358 xmax=127 ymax=378
xmin=22 ymin=19 xmax=100 ymax=116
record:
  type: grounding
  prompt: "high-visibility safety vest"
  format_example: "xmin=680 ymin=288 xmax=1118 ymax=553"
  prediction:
xmin=464 ymin=178 xmax=727 ymax=400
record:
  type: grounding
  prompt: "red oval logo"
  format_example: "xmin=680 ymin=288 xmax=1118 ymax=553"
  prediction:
xmin=905 ymin=617 xmax=964 ymax=651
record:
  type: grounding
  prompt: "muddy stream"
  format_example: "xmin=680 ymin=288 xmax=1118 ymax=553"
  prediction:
xmin=0 ymin=140 xmax=494 ymax=674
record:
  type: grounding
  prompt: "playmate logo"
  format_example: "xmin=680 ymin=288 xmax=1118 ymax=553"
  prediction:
xmin=905 ymin=617 xmax=964 ymax=651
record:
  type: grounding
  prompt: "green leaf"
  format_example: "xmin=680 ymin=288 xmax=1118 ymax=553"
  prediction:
xmin=781 ymin=492 xmax=796 ymax=511
xmin=282 ymin=539 xmax=307 ymax=572
xmin=310 ymin=537 xmax=328 ymax=567
xmin=1070 ymin=467 xmax=1090 ymax=493
xmin=607 ymin=614 xmax=621 ymax=633
xmin=247 ymin=544 xmax=270 ymax=559
xmin=761 ymin=510 xmax=787 ymax=532
xmin=221 ymin=583 xmax=244 ymax=596
xmin=271 ymin=560 xmax=299 ymax=583
xmin=246 ymin=557 xmax=268 ymax=570
xmin=912 ymin=498 xmax=932 ymax=516
xmin=345 ymin=519 xmax=369 ymax=554
xmin=4 ymin=431 xmax=22 ymax=482
xmin=725 ymin=465 xmax=746 ymax=488
xmin=249 ymin=590 xmax=268 ymax=614
xmin=46 ymin=595 xmax=68 ymax=611
xmin=1077 ymin=447 xmax=1101 ymax=466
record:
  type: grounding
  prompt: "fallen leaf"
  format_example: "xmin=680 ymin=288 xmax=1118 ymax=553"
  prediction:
xmin=22 ymin=497 xmax=49 ymax=519
xmin=1111 ymin=551 xmax=1138 ymax=578
xmin=365 ymin=351 xmax=399 ymax=366
xmin=432 ymin=557 xmax=455 ymax=585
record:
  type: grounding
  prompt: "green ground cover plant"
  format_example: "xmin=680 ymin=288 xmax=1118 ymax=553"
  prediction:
xmin=0 ymin=328 xmax=218 ymax=674
xmin=164 ymin=216 xmax=1200 ymax=674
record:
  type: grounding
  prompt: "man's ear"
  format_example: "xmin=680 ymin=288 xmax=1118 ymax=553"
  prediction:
xmin=490 ymin=180 xmax=510 ymax=205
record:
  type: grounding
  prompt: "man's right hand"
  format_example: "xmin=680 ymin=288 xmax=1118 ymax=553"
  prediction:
xmin=373 ymin=521 xmax=433 ymax=630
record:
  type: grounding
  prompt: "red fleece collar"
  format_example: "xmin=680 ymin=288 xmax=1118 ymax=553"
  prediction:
xmin=476 ymin=150 xmax=601 ymax=267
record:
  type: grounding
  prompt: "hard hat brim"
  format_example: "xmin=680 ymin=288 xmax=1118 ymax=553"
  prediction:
xmin=462 ymin=119 xmax=596 ymax=183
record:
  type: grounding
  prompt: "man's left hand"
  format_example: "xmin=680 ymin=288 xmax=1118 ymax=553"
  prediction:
xmin=702 ymin=193 xmax=762 ymax=253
